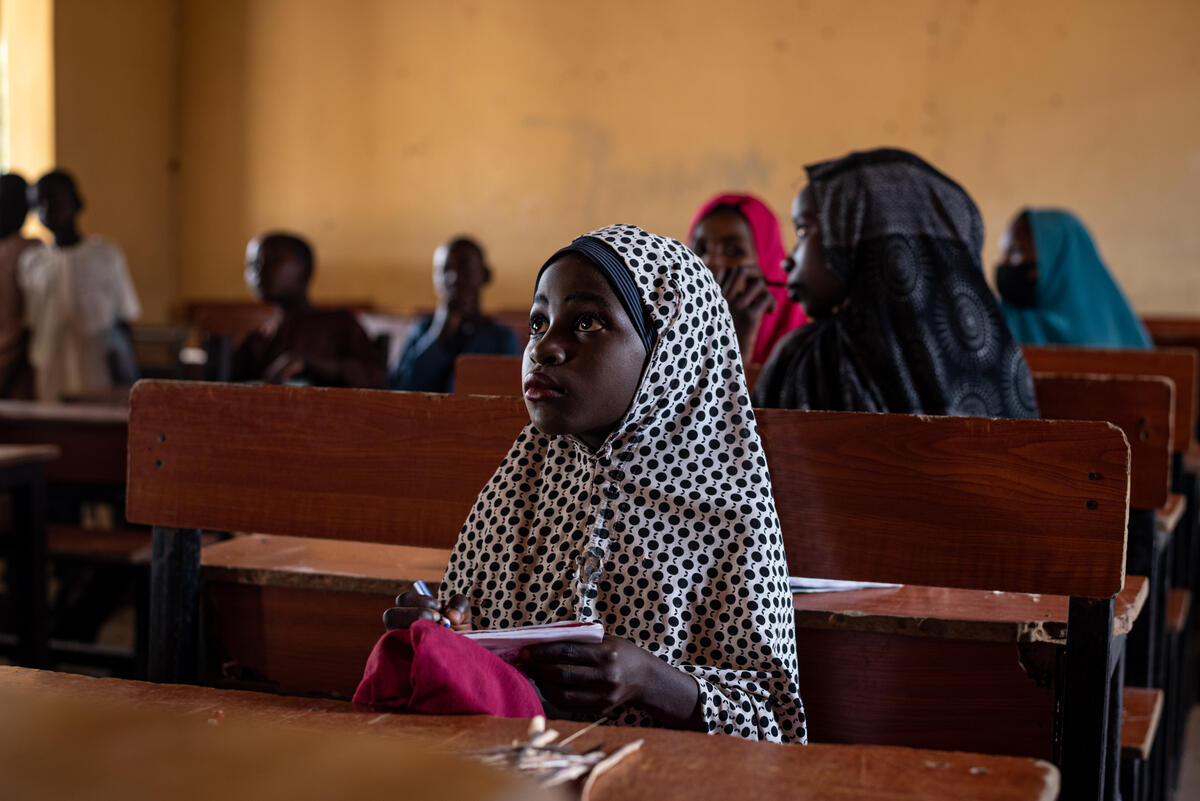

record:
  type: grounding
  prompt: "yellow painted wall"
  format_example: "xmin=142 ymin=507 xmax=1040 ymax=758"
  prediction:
xmin=174 ymin=0 xmax=1200 ymax=316
xmin=4 ymin=0 xmax=55 ymax=179
xmin=52 ymin=0 xmax=180 ymax=323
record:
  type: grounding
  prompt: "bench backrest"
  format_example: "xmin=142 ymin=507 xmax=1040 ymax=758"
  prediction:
xmin=186 ymin=300 xmax=375 ymax=345
xmin=0 ymin=400 xmax=128 ymax=485
xmin=127 ymin=380 xmax=1128 ymax=598
xmin=1032 ymin=373 xmax=1173 ymax=510
xmin=1023 ymin=345 xmax=1197 ymax=454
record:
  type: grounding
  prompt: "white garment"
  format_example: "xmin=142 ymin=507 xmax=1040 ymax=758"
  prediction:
xmin=17 ymin=236 xmax=141 ymax=400
xmin=442 ymin=225 xmax=806 ymax=743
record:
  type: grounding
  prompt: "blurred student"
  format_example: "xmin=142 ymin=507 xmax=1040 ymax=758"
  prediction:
xmin=0 ymin=173 xmax=37 ymax=398
xmin=390 ymin=236 xmax=520 ymax=392
xmin=231 ymin=231 xmax=384 ymax=388
xmin=754 ymin=148 xmax=1038 ymax=418
xmin=688 ymin=193 xmax=807 ymax=365
xmin=18 ymin=170 xmax=140 ymax=401
xmin=995 ymin=209 xmax=1151 ymax=348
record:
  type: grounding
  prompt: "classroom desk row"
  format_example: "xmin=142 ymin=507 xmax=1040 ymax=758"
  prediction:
xmin=3 ymin=339 xmax=1198 ymax=801
xmin=0 ymin=665 xmax=1061 ymax=801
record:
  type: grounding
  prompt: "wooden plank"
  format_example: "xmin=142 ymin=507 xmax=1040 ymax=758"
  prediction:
xmin=1142 ymin=316 xmax=1200 ymax=345
xmin=127 ymin=382 xmax=529 ymax=550
xmin=47 ymin=525 xmax=152 ymax=564
xmin=1023 ymin=346 xmax=1198 ymax=453
xmin=0 ymin=444 xmax=60 ymax=466
xmin=794 ymin=628 xmax=1058 ymax=758
xmin=203 ymin=582 xmax=387 ymax=697
xmin=455 ymin=353 xmax=523 ymax=396
xmin=0 ymin=670 xmax=549 ymax=801
xmin=187 ymin=299 xmax=375 ymax=343
xmin=1032 ymin=373 xmax=1172 ymax=510
xmin=791 ymin=575 xmax=1147 ymax=644
xmin=201 ymin=533 xmax=449 ymax=593
xmin=1119 ymin=687 xmax=1163 ymax=760
xmin=0 ymin=666 xmax=1061 ymax=801
xmin=1166 ymin=589 xmax=1190 ymax=636
xmin=0 ymin=400 xmax=127 ymax=485
xmin=455 ymin=353 xmax=765 ymax=396
xmin=755 ymin=408 xmax=1128 ymax=598
xmin=128 ymin=381 xmax=1130 ymax=597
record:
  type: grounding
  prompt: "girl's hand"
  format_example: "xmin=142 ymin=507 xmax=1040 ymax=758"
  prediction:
xmin=382 ymin=591 xmax=473 ymax=632
xmin=518 ymin=635 xmax=653 ymax=714
xmin=717 ymin=266 xmax=777 ymax=357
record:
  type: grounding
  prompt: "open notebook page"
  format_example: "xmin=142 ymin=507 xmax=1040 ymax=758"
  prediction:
xmin=789 ymin=576 xmax=902 ymax=594
xmin=462 ymin=621 xmax=605 ymax=662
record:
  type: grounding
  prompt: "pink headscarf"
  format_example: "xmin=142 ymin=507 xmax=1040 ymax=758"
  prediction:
xmin=688 ymin=193 xmax=809 ymax=365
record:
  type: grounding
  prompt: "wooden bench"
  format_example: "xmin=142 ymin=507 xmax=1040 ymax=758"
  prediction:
xmin=0 ymin=445 xmax=60 ymax=668
xmin=185 ymin=299 xmax=376 ymax=345
xmin=126 ymin=380 xmax=1127 ymax=801
xmin=0 ymin=399 xmax=151 ymax=673
xmin=0 ymin=665 xmax=1060 ymax=801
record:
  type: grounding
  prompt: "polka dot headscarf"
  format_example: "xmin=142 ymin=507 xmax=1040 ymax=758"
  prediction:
xmin=442 ymin=224 xmax=806 ymax=743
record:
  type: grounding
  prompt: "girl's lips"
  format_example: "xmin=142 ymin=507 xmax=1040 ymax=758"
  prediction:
xmin=523 ymin=372 xmax=566 ymax=401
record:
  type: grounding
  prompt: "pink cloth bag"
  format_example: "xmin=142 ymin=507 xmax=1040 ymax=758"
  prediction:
xmin=353 ymin=619 xmax=544 ymax=718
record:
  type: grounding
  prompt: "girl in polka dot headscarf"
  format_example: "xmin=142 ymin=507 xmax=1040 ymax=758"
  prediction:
xmin=386 ymin=224 xmax=806 ymax=743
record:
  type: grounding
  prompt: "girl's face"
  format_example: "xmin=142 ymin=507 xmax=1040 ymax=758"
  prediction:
xmin=690 ymin=208 xmax=760 ymax=280
xmin=523 ymin=254 xmax=648 ymax=451
xmin=783 ymin=186 xmax=845 ymax=318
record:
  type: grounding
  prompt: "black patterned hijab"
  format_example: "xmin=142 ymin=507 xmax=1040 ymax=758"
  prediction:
xmin=754 ymin=149 xmax=1039 ymax=418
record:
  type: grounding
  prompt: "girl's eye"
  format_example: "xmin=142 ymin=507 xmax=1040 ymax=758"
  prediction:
xmin=723 ymin=245 xmax=745 ymax=258
xmin=529 ymin=316 xmax=547 ymax=335
xmin=576 ymin=313 xmax=605 ymax=332
xmin=795 ymin=223 xmax=811 ymax=238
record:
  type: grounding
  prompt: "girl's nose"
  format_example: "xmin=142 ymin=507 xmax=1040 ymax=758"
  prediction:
xmin=531 ymin=326 xmax=566 ymax=365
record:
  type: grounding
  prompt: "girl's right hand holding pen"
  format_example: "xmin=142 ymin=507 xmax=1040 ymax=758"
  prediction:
xmin=383 ymin=589 xmax=473 ymax=632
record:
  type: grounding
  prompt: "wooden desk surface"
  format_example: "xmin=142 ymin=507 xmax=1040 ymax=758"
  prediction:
xmin=0 ymin=444 xmax=61 ymax=468
xmin=0 ymin=667 xmax=1059 ymax=801
xmin=792 ymin=575 xmax=1147 ymax=644
xmin=0 ymin=668 xmax=549 ymax=801
xmin=201 ymin=534 xmax=452 ymax=593
xmin=0 ymin=399 xmax=129 ymax=424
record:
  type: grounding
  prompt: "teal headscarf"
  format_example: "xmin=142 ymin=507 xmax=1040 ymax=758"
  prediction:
xmin=999 ymin=209 xmax=1151 ymax=348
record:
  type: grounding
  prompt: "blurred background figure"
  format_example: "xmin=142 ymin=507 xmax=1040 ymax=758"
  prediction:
xmin=995 ymin=209 xmax=1152 ymax=349
xmin=0 ymin=173 xmax=37 ymax=398
xmin=390 ymin=236 xmax=520 ymax=392
xmin=688 ymin=193 xmax=807 ymax=366
xmin=232 ymin=231 xmax=384 ymax=387
xmin=18 ymin=170 xmax=140 ymax=401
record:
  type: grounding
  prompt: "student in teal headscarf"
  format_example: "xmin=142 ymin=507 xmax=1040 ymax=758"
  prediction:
xmin=995 ymin=209 xmax=1152 ymax=348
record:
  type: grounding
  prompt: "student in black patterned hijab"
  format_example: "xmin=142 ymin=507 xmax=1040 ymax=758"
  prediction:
xmin=753 ymin=148 xmax=1039 ymax=418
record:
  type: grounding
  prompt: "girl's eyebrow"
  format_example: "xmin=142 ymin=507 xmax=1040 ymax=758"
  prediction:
xmin=563 ymin=292 xmax=610 ymax=307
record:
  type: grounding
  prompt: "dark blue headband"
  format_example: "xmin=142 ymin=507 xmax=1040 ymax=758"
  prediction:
xmin=537 ymin=236 xmax=656 ymax=354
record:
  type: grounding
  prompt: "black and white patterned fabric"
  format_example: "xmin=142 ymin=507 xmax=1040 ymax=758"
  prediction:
xmin=754 ymin=149 xmax=1039 ymax=418
xmin=441 ymin=224 xmax=806 ymax=744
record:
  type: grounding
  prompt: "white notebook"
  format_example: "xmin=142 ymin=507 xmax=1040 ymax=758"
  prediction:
xmin=463 ymin=621 xmax=605 ymax=662
xmin=789 ymin=576 xmax=901 ymax=594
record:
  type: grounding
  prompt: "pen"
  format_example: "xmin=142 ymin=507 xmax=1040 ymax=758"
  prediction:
xmin=412 ymin=580 xmax=452 ymax=628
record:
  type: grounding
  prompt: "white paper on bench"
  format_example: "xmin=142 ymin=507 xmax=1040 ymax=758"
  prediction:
xmin=789 ymin=576 xmax=902 ymax=594
xmin=462 ymin=621 xmax=605 ymax=661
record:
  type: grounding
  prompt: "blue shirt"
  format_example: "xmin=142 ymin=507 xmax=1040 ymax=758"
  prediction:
xmin=389 ymin=315 xmax=522 ymax=392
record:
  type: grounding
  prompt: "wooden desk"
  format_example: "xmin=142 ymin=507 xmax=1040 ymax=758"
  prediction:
xmin=0 ymin=400 xmax=128 ymax=486
xmin=0 ymin=667 xmax=551 ymax=801
xmin=0 ymin=666 xmax=1059 ymax=801
xmin=0 ymin=445 xmax=60 ymax=668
